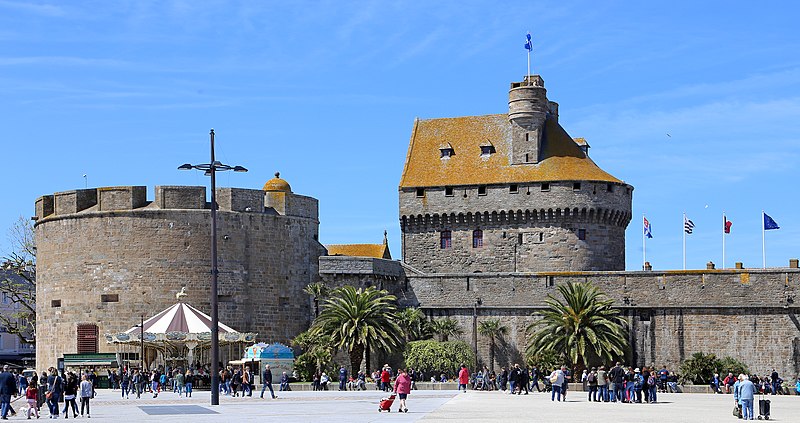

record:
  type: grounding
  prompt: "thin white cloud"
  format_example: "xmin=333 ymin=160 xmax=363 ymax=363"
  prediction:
xmin=0 ymin=0 xmax=65 ymax=17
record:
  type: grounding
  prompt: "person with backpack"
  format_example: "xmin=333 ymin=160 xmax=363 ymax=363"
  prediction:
xmin=587 ymin=367 xmax=598 ymax=401
xmin=647 ymin=369 xmax=658 ymax=403
xmin=633 ymin=368 xmax=644 ymax=403
xmin=596 ymin=366 xmax=609 ymax=402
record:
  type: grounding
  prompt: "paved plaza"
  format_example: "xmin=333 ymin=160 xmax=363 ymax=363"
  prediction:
xmin=14 ymin=388 xmax=799 ymax=422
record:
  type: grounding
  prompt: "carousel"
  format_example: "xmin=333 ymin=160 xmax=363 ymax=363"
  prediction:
xmin=105 ymin=290 xmax=257 ymax=371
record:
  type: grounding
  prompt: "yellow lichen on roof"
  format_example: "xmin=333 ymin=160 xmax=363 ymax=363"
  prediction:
xmin=398 ymin=114 xmax=622 ymax=188
xmin=326 ymin=244 xmax=391 ymax=259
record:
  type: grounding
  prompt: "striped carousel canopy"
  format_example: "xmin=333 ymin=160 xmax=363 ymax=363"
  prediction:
xmin=125 ymin=302 xmax=236 ymax=335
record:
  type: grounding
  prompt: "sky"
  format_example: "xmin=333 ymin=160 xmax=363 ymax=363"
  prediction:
xmin=1 ymin=0 xmax=798 ymax=271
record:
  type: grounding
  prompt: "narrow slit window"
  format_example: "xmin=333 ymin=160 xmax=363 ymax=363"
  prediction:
xmin=578 ymin=229 xmax=586 ymax=240
xmin=607 ymin=183 xmax=614 ymax=192
xmin=573 ymin=182 xmax=581 ymax=191
xmin=509 ymin=184 xmax=518 ymax=194
xmin=478 ymin=186 xmax=487 ymax=196
xmin=445 ymin=187 xmax=454 ymax=197
xmin=416 ymin=188 xmax=425 ymax=198
xmin=517 ymin=233 xmax=523 ymax=245
xmin=541 ymin=183 xmax=550 ymax=191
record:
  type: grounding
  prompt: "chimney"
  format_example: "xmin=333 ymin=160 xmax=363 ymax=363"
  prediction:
xmin=706 ymin=261 xmax=716 ymax=270
xmin=790 ymin=258 xmax=799 ymax=269
xmin=735 ymin=262 xmax=744 ymax=269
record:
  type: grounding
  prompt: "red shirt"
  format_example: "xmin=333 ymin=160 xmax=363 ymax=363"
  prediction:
xmin=459 ymin=368 xmax=470 ymax=384
xmin=381 ymin=370 xmax=391 ymax=383
xmin=26 ymin=387 xmax=37 ymax=400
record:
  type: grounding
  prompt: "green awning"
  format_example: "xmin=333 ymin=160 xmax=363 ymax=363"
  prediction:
xmin=63 ymin=353 xmax=117 ymax=366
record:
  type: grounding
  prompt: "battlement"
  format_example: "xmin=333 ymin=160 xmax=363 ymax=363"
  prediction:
xmin=34 ymin=185 xmax=319 ymax=222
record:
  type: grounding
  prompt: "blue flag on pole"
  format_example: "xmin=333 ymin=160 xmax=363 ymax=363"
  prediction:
xmin=764 ymin=213 xmax=780 ymax=230
xmin=524 ymin=32 xmax=532 ymax=51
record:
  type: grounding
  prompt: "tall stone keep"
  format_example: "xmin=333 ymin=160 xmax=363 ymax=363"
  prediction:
xmin=398 ymin=74 xmax=633 ymax=273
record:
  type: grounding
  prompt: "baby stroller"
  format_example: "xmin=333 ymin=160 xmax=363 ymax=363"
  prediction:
xmin=378 ymin=393 xmax=396 ymax=412
xmin=542 ymin=376 xmax=553 ymax=393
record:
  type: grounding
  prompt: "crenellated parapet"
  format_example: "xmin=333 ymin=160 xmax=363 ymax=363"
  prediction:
xmin=34 ymin=184 xmax=319 ymax=224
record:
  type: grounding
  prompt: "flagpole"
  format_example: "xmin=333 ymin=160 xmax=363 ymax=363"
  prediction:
xmin=683 ymin=212 xmax=686 ymax=270
xmin=642 ymin=214 xmax=646 ymax=269
xmin=762 ymin=210 xmax=766 ymax=269
xmin=722 ymin=211 xmax=726 ymax=269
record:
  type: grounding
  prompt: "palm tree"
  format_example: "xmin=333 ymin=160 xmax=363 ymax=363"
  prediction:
xmin=311 ymin=286 xmax=404 ymax=374
xmin=526 ymin=282 xmax=628 ymax=370
xmin=304 ymin=282 xmax=329 ymax=318
xmin=397 ymin=307 xmax=431 ymax=342
xmin=478 ymin=318 xmax=508 ymax=372
xmin=430 ymin=317 xmax=463 ymax=342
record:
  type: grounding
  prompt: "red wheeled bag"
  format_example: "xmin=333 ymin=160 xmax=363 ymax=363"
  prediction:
xmin=378 ymin=394 xmax=396 ymax=412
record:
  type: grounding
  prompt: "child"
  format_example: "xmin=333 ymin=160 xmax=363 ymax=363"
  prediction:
xmin=26 ymin=380 xmax=40 ymax=419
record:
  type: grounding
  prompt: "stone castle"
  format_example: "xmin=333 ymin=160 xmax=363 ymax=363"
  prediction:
xmin=34 ymin=72 xmax=800 ymax=380
xmin=34 ymin=174 xmax=324 ymax=370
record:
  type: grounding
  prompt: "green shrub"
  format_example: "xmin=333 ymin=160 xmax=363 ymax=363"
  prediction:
xmin=679 ymin=352 xmax=750 ymax=385
xmin=404 ymin=340 xmax=474 ymax=380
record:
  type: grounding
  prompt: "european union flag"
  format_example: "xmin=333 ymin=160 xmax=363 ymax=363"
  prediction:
xmin=525 ymin=33 xmax=532 ymax=51
xmin=764 ymin=213 xmax=780 ymax=230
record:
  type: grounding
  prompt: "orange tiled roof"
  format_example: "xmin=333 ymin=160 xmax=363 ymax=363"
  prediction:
xmin=399 ymin=114 xmax=622 ymax=188
xmin=326 ymin=243 xmax=391 ymax=259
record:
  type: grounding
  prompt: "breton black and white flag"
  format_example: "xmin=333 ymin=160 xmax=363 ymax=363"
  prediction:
xmin=684 ymin=216 xmax=695 ymax=234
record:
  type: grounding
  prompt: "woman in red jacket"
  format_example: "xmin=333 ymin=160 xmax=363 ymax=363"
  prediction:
xmin=458 ymin=365 xmax=470 ymax=392
xmin=393 ymin=369 xmax=411 ymax=413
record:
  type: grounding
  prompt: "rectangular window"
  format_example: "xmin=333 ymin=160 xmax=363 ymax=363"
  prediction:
xmin=1 ymin=293 xmax=7 ymax=304
xmin=607 ymin=183 xmax=614 ymax=192
xmin=101 ymin=294 xmax=119 ymax=303
xmin=573 ymin=182 xmax=581 ymax=191
xmin=518 ymin=233 xmax=523 ymax=245
xmin=477 ymin=186 xmax=487 ymax=196
xmin=51 ymin=299 xmax=61 ymax=308
xmin=472 ymin=230 xmax=483 ymax=248
xmin=541 ymin=182 xmax=550 ymax=191
xmin=416 ymin=188 xmax=425 ymax=198
xmin=578 ymin=229 xmax=586 ymax=240
xmin=445 ymin=187 xmax=454 ymax=197
xmin=76 ymin=324 xmax=98 ymax=354
xmin=440 ymin=230 xmax=452 ymax=249
xmin=509 ymin=184 xmax=518 ymax=194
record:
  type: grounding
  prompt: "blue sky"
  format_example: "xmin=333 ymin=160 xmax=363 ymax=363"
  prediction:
xmin=1 ymin=1 xmax=798 ymax=271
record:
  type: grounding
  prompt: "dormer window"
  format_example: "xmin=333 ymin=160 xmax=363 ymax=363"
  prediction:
xmin=439 ymin=143 xmax=455 ymax=159
xmin=480 ymin=145 xmax=496 ymax=156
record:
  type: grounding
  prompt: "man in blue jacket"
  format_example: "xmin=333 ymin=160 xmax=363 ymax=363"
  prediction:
xmin=0 ymin=365 xmax=17 ymax=419
xmin=738 ymin=375 xmax=756 ymax=420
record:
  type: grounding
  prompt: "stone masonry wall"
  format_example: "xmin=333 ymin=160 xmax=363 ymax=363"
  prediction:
xmin=34 ymin=185 xmax=324 ymax=370
xmin=400 ymin=181 xmax=631 ymax=272
xmin=402 ymin=269 xmax=800 ymax=379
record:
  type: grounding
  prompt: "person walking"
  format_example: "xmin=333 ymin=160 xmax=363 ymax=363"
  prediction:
xmin=393 ymin=369 xmax=411 ymax=413
xmin=548 ymin=367 xmax=565 ymax=402
xmin=260 ymin=364 xmax=277 ymax=399
xmin=184 ymin=370 xmax=193 ymax=398
xmin=79 ymin=375 xmax=92 ymax=419
xmin=46 ymin=368 xmax=63 ymax=419
xmin=0 ymin=365 xmax=17 ymax=420
xmin=26 ymin=381 xmax=40 ymax=419
xmin=175 ymin=370 xmax=184 ymax=397
xmin=62 ymin=372 xmax=78 ymax=418
xmin=458 ymin=365 xmax=469 ymax=392
xmin=739 ymin=375 xmax=756 ymax=420
xmin=120 ymin=370 xmax=129 ymax=399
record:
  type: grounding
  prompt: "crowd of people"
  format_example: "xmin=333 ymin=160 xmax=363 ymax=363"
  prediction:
xmin=0 ymin=365 xmax=95 ymax=419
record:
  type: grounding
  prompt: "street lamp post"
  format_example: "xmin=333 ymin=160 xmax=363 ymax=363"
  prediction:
xmin=178 ymin=129 xmax=247 ymax=405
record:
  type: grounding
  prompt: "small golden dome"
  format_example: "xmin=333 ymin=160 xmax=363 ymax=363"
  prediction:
xmin=263 ymin=172 xmax=291 ymax=192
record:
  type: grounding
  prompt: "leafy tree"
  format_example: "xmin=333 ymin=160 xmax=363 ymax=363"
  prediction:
xmin=525 ymin=348 xmax=561 ymax=373
xmin=404 ymin=340 xmax=474 ymax=381
xmin=526 ymin=282 xmax=628 ymax=369
xmin=679 ymin=352 xmax=750 ymax=385
xmin=291 ymin=329 xmax=334 ymax=380
xmin=304 ymin=282 xmax=329 ymax=318
xmin=397 ymin=307 xmax=431 ymax=342
xmin=477 ymin=318 xmax=507 ymax=372
xmin=311 ymin=286 xmax=403 ymax=375
xmin=430 ymin=317 xmax=463 ymax=342
xmin=0 ymin=216 xmax=36 ymax=346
